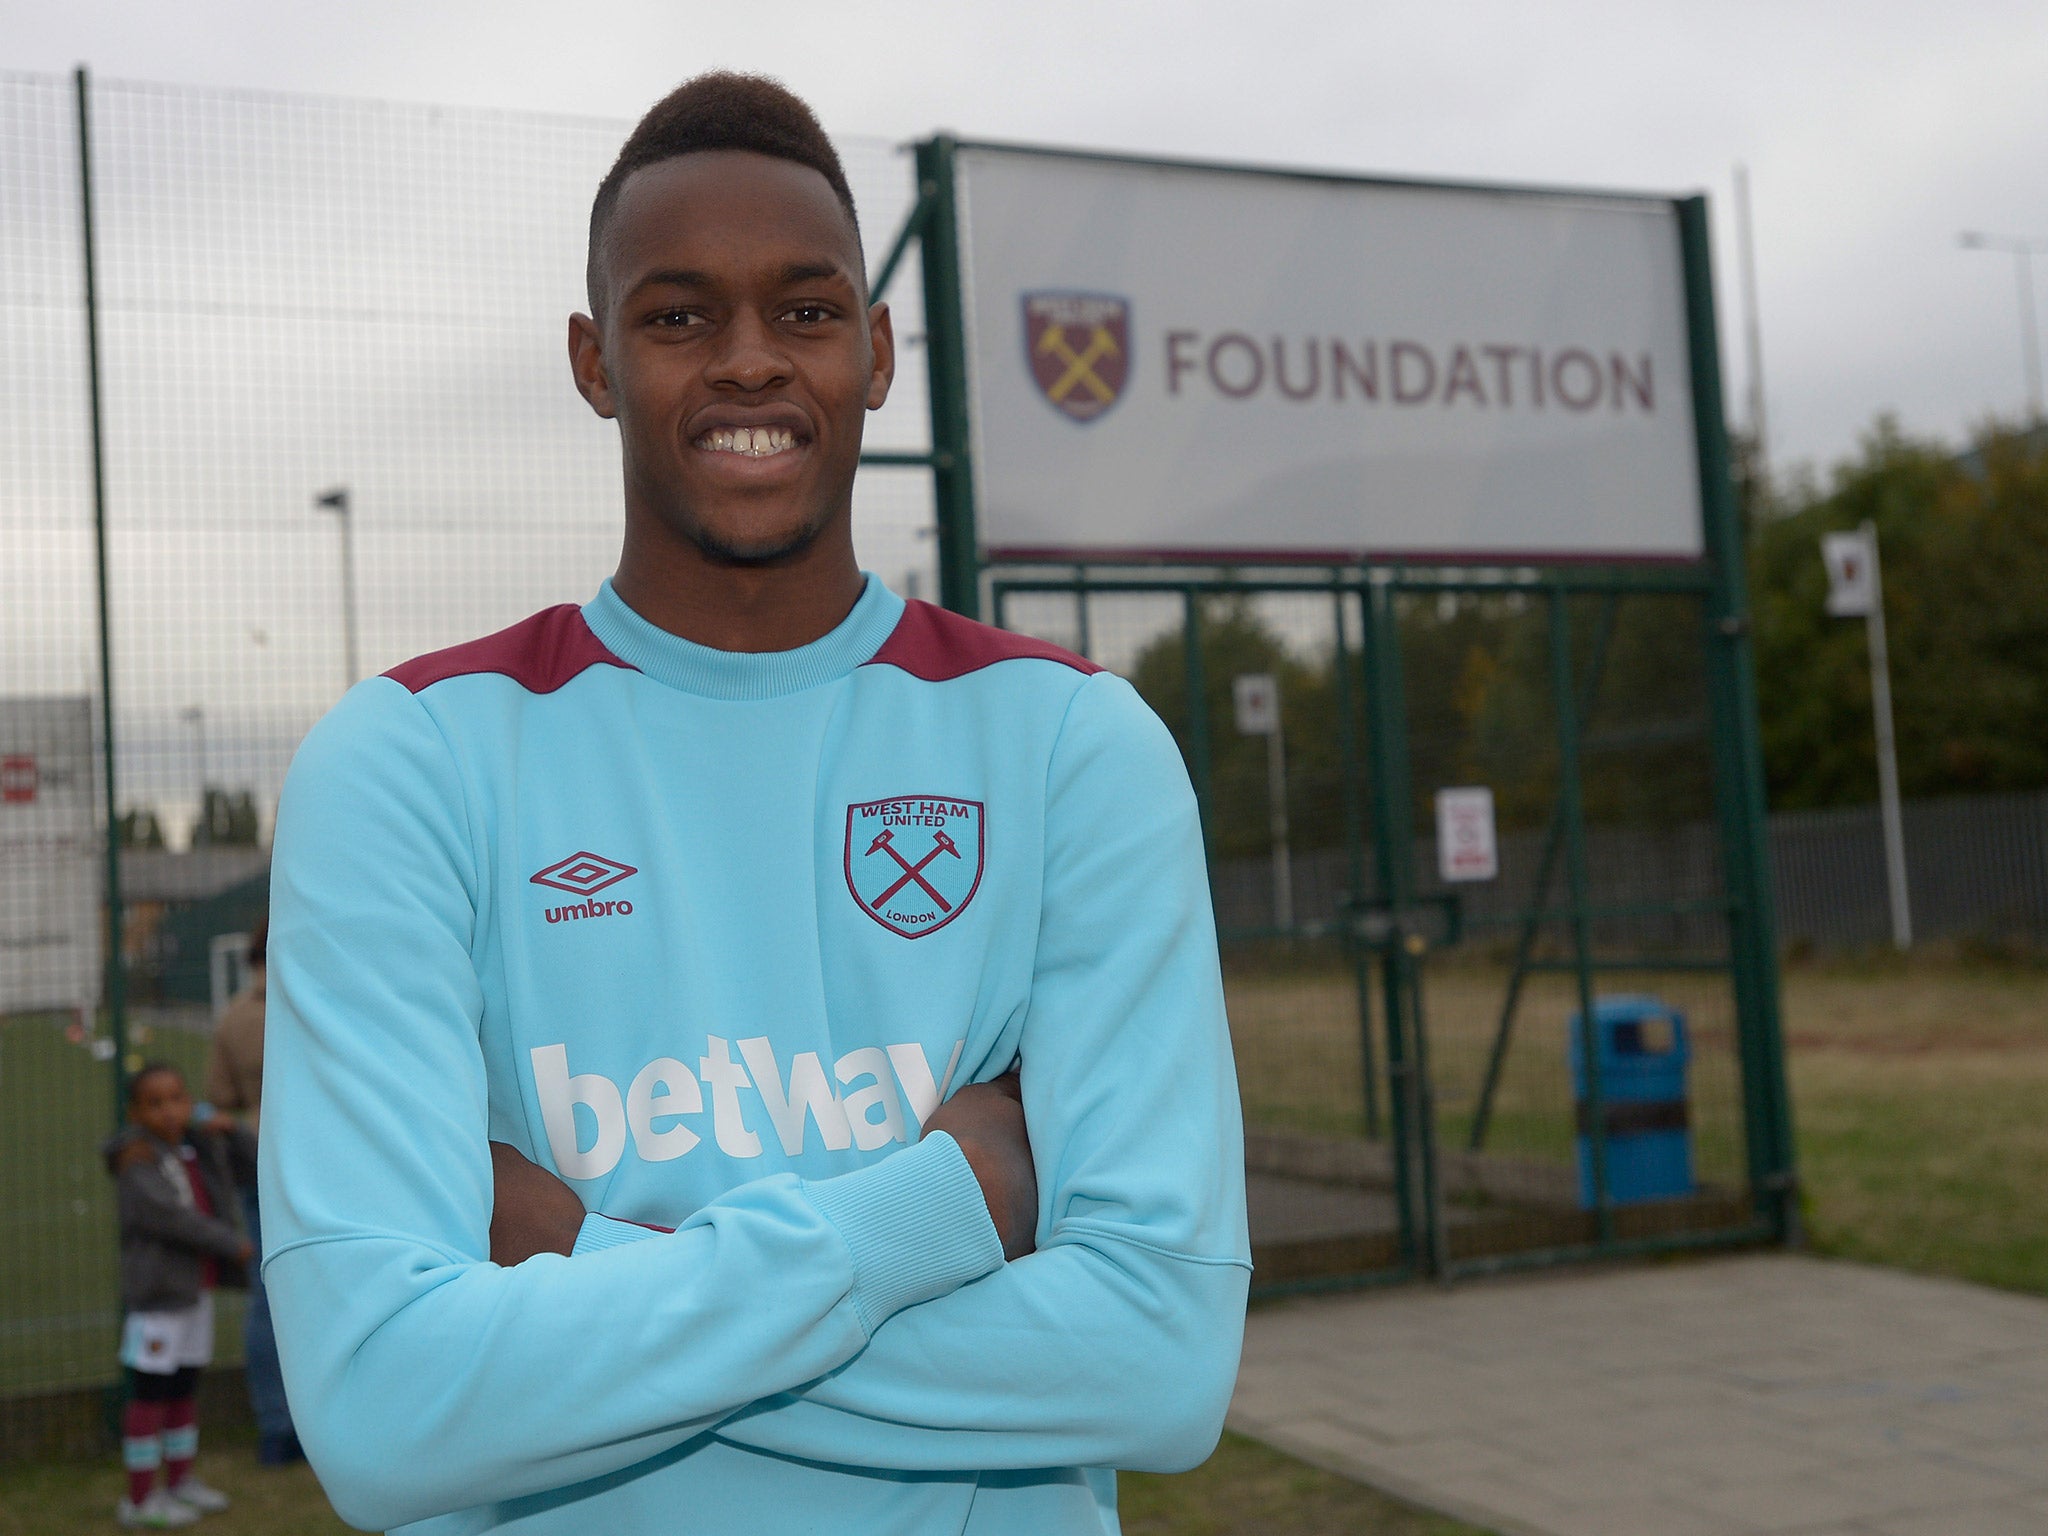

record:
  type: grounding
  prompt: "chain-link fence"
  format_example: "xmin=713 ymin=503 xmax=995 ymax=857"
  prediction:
xmin=1 ymin=68 xmax=943 ymax=1446
xmin=10 ymin=62 xmax=2008 ymax=1447
xmin=993 ymin=574 xmax=1782 ymax=1289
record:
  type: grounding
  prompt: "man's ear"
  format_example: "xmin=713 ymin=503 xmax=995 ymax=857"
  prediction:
xmin=865 ymin=301 xmax=896 ymax=412
xmin=568 ymin=313 xmax=616 ymax=419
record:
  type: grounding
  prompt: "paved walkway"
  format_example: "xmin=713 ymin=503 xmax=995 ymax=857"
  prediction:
xmin=1229 ymin=1254 xmax=2048 ymax=1536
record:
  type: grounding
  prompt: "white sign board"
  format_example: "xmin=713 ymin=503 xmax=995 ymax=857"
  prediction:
xmin=1232 ymin=673 xmax=1280 ymax=735
xmin=1822 ymin=529 xmax=1877 ymax=617
xmin=1435 ymin=786 xmax=1499 ymax=883
xmin=956 ymin=146 xmax=1704 ymax=563
xmin=0 ymin=698 xmax=101 ymax=1018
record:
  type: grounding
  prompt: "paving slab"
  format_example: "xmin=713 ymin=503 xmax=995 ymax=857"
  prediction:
xmin=1228 ymin=1253 xmax=2048 ymax=1536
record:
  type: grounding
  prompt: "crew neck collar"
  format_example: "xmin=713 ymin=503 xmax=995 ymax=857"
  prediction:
xmin=582 ymin=575 xmax=904 ymax=700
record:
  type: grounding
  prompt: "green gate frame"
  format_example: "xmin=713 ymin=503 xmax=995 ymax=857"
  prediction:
xmin=860 ymin=138 xmax=1798 ymax=1288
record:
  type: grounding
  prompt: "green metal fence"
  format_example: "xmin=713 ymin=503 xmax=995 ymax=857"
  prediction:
xmin=912 ymin=136 xmax=1800 ymax=1293
xmin=0 ymin=70 xmax=1796 ymax=1449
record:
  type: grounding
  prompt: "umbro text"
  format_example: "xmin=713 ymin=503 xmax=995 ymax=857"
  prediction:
xmin=544 ymin=898 xmax=634 ymax=924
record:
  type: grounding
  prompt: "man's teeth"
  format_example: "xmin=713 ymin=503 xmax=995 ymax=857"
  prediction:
xmin=697 ymin=426 xmax=797 ymax=456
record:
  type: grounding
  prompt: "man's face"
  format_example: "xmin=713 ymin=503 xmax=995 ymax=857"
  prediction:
xmin=572 ymin=151 xmax=893 ymax=565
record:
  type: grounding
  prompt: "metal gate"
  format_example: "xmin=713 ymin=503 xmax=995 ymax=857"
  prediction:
xmin=863 ymin=135 xmax=1799 ymax=1290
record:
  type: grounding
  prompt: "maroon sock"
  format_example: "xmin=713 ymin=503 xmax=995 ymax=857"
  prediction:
xmin=122 ymin=1400 xmax=165 ymax=1505
xmin=161 ymin=1397 xmax=198 ymax=1488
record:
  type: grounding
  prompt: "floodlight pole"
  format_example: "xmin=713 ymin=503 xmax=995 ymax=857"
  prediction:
xmin=76 ymin=64 xmax=129 ymax=1115
xmin=1734 ymin=164 xmax=1769 ymax=472
xmin=1959 ymin=231 xmax=2046 ymax=421
xmin=1858 ymin=522 xmax=1912 ymax=950
xmin=180 ymin=705 xmax=207 ymax=830
xmin=314 ymin=487 xmax=360 ymax=688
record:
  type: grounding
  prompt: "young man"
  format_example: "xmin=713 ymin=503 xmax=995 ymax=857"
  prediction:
xmin=262 ymin=72 xmax=1248 ymax=1536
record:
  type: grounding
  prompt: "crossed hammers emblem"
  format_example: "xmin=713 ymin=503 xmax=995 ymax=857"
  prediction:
xmin=865 ymin=826 xmax=963 ymax=912
xmin=1036 ymin=323 xmax=1121 ymax=405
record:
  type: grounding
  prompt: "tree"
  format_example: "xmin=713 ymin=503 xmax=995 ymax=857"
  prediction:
xmin=189 ymin=787 xmax=261 ymax=847
xmin=117 ymin=806 xmax=166 ymax=849
xmin=1749 ymin=417 xmax=2048 ymax=810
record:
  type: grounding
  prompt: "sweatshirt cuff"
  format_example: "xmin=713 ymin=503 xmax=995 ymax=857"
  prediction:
xmin=799 ymin=1130 xmax=1005 ymax=1334
xmin=570 ymin=1212 xmax=663 ymax=1257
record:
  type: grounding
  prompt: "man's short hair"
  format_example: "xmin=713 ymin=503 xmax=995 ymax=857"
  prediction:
xmin=587 ymin=72 xmax=860 ymax=316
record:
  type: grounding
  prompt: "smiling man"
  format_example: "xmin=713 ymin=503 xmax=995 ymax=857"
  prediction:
xmin=261 ymin=73 xmax=1249 ymax=1536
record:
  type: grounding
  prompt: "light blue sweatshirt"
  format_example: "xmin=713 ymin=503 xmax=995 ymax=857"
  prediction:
xmin=261 ymin=576 xmax=1250 ymax=1535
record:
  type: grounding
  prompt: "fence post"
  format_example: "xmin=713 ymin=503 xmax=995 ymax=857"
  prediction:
xmin=75 ymin=65 xmax=128 ymax=1126
xmin=1679 ymin=194 xmax=1799 ymax=1243
xmin=1359 ymin=577 xmax=1439 ymax=1275
xmin=1549 ymin=592 xmax=1614 ymax=1244
xmin=913 ymin=136 xmax=979 ymax=620
xmin=1181 ymin=590 xmax=1213 ymax=853
xmin=1332 ymin=581 xmax=1380 ymax=1138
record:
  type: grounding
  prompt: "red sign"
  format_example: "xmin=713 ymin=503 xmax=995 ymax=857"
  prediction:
xmin=0 ymin=755 xmax=35 ymax=804
xmin=1023 ymin=292 xmax=1130 ymax=423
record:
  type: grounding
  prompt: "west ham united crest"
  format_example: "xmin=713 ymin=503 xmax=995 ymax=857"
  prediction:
xmin=845 ymin=795 xmax=985 ymax=939
xmin=1022 ymin=292 xmax=1130 ymax=423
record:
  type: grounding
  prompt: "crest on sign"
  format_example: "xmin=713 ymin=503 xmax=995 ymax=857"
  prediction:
xmin=845 ymin=796 xmax=986 ymax=939
xmin=1022 ymin=292 xmax=1131 ymax=423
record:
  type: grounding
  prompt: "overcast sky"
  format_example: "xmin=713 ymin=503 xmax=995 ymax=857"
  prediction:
xmin=10 ymin=0 xmax=2048 ymax=478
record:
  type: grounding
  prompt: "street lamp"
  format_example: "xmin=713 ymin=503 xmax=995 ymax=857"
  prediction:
xmin=1958 ymin=231 xmax=2047 ymax=422
xmin=312 ymin=486 xmax=360 ymax=689
xmin=179 ymin=704 xmax=207 ymax=840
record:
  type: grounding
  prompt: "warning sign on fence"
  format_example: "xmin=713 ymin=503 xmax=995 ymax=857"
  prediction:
xmin=1435 ymin=786 xmax=1499 ymax=883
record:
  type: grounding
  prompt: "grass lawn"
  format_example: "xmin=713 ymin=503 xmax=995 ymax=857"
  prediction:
xmin=0 ymin=1426 xmax=1486 ymax=1536
xmin=6 ymin=954 xmax=2044 ymax=1534
xmin=0 ymin=1419 xmax=344 ymax=1536
xmin=1781 ymin=955 xmax=2048 ymax=1293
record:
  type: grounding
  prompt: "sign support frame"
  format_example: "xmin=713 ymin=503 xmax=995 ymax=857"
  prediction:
xmin=880 ymin=136 xmax=1798 ymax=1284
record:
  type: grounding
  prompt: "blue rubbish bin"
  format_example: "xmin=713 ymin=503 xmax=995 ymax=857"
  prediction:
xmin=1569 ymin=995 xmax=1694 ymax=1209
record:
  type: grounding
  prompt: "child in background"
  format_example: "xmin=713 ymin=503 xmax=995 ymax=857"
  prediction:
xmin=102 ymin=1062 xmax=253 ymax=1527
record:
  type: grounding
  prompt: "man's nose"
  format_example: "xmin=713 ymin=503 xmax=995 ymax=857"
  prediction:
xmin=708 ymin=310 xmax=791 ymax=392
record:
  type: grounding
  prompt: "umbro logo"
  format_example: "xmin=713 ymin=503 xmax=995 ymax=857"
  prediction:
xmin=531 ymin=851 xmax=638 ymax=925
xmin=531 ymin=851 xmax=637 ymax=895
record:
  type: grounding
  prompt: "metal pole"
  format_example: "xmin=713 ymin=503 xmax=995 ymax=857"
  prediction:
xmin=1181 ymin=592 xmax=1213 ymax=852
xmin=1549 ymin=593 xmax=1613 ymax=1244
xmin=1331 ymin=584 xmax=1381 ymax=1138
xmin=1733 ymin=163 xmax=1769 ymax=472
xmin=913 ymin=137 xmax=980 ymax=619
xmin=1072 ymin=564 xmax=1091 ymax=661
xmin=1960 ymin=232 xmax=2047 ymax=423
xmin=181 ymin=706 xmax=207 ymax=839
xmin=1683 ymin=195 xmax=1798 ymax=1244
xmin=2017 ymin=248 xmax=2043 ymax=422
xmin=1862 ymin=521 xmax=1912 ymax=949
xmin=340 ymin=498 xmax=360 ymax=686
xmin=1267 ymin=715 xmax=1292 ymax=930
xmin=315 ymin=488 xmax=358 ymax=688
xmin=1360 ymin=577 xmax=1437 ymax=1276
xmin=76 ymin=65 xmax=128 ymax=1119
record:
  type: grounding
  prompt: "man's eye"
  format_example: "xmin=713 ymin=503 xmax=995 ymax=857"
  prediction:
xmin=785 ymin=304 xmax=832 ymax=325
xmin=650 ymin=309 xmax=699 ymax=327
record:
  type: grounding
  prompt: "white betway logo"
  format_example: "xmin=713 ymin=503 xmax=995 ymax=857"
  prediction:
xmin=531 ymin=1035 xmax=965 ymax=1180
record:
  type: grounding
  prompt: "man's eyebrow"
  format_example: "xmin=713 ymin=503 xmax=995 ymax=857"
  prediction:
xmin=626 ymin=261 xmax=855 ymax=297
xmin=629 ymin=268 xmax=715 ymax=294
xmin=776 ymin=261 xmax=852 ymax=286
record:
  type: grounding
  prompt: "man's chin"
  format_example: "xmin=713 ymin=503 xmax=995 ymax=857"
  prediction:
xmin=689 ymin=512 xmax=830 ymax=567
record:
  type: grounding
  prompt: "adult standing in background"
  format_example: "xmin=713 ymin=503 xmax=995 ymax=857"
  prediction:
xmin=203 ymin=915 xmax=299 ymax=1466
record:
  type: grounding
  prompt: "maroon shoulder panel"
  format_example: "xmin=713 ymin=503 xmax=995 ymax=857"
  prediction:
xmin=383 ymin=605 xmax=638 ymax=696
xmin=863 ymin=599 xmax=1102 ymax=682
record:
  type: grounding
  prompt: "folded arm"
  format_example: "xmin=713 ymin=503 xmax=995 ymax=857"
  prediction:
xmin=261 ymin=682 xmax=1008 ymax=1532
xmin=544 ymin=674 xmax=1252 ymax=1473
